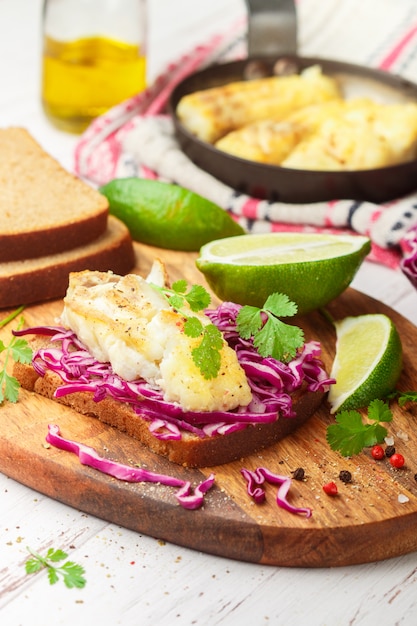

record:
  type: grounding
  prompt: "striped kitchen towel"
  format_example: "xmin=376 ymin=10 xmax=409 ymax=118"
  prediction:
xmin=74 ymin=0 xmax=417 ymax=271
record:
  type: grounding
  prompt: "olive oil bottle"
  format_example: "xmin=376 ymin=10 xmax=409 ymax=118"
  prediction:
xmin=41 ymin=0 xmax=147 ymax=133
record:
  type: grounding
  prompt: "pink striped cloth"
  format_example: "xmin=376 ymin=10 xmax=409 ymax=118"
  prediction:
xmin=74 ymin=7 xmax=417 ymax=271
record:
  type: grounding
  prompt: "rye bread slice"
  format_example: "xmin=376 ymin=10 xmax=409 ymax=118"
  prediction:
xmin=0 ymin=215 xmax=135 ymax=308
xmin=0 ymin=127 xmax=109 ymax=262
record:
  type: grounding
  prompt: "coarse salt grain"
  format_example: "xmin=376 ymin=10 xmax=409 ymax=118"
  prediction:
xmin=396 ymin=430 xmax=409 ymax=442
xmin=385 ymin=436 xmax=395 ymax=446
xmin=398 ymin=494 xmax=409 ymax=504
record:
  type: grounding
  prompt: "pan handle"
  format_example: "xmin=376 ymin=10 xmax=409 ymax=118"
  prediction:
xmin=244 ymin=0 xmax=297 ymax=57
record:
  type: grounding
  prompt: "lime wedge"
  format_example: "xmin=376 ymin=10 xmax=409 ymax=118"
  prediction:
xmin=99 ymin=178 xmax=245 ymax=251
xmin=328 ymin=314 xmax=402 ymax=413
xmin=196 ymin=232 xmax=371 ymax=314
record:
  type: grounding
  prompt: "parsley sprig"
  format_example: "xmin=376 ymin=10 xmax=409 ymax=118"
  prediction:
xmin=151 ymin=279 xmax=223 ymax=380
xmin=0 ymin=308 xmax=32 ymax=404
xmin=237 ymin=293 xmax=304 ymax=363
xmin=25 ymin=546 xmax=86 ymax=589
xmin=326 ymin=399 xmax=393 ymax=456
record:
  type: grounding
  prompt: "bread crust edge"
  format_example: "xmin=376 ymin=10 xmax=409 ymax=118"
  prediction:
xmin=0 ymin=212 xmax=109 ymax=263
xmin=0 ymin=224 xmax=135 ymax=309
xmin=13 ymin=359 xmax=324 ymax=468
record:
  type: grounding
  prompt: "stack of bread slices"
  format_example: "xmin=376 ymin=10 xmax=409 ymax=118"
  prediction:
xmin=0 ymin=127 xmax=135 ymax=309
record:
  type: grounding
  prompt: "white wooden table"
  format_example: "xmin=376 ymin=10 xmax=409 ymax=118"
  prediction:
xmin=1 ymin=1 xmax=417 ymax=624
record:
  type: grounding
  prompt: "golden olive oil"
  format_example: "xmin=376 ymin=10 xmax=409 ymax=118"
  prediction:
xmin=42 ymin=35 xmax=146 ymax=133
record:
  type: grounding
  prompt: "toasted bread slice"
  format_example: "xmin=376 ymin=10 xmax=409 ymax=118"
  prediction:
xmin=13 ymin=340 xmax=324 ymax=468
xmin=0 ymin=127 xmax=109 ymax=262
xmin=0 ymin=216 xmax=135 ymax=308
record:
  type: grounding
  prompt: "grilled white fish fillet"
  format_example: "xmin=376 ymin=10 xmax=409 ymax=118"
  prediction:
xmin=281 ymin=99 xmax=417 ymax=170
xmin=60 ymin=262 xmax=252 ymax=413
xmin=176 ymin=65 xmax=342 ymax=143
xmin=214 ymin=98 xmax=417 ymax=170
xmin=215 ymin=119 xmax=302 ymax=164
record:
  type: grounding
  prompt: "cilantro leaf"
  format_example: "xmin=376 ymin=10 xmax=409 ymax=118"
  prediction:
xmin=326 ymin=411 xmax=367 ymax=456
xmin=169 ymin=281 xmax=211 ymax=312
xmin=396 ymin=391 xmax=417 ymax=406
xmin=60 ymin=561 xmax=87 ymax=589
xmin=25 ymin=557 xmax=43 ymax=574
xmin=0 ymin=373 xmax=20 ymax=404
xmin=166 ymin=293 xmax=184 ymax=310
xmin=151 ymin=281 xmax=304 ymax=379
xmin=184 ymin=284 xmax=211 ymax=312
xmin=25 ymin=546 xmax=86 ymax=589
xmin=46 ymin=547 xmax=68 ymax=562
xmin=235 ymin=305 xmax=263 ymax=340
xmin=326 ymin=399 xmax=393 ymax=456
xmin=0 ymin=315 xmax=32 ymax=404
xmin=184 ymin=316 xmax=204 ymax=338
xmin=10 ymin=337 xmax=33 ymax=364
xmin=264 ymin=292 xmax=298 ymax=317
xmin=253 ymin=316 xmax=304 ymax=362
xmin=192 ymin=324 xmax=223 ymax=380
xmin=367 ymin=398 xmax=393 ymax=424
xmin=150 ymin=281 xmax=221 ymax=379
xmin=236 ymin=293 xmax=304 ymax=362
xmin=171 ymin=279 xmax=187 ymax=294
xmin=48 ymin=568 xmax=60 ymax=586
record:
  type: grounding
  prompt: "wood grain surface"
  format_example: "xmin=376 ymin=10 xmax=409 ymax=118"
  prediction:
xmin=1 ymin=242 xmax=417 ymax=568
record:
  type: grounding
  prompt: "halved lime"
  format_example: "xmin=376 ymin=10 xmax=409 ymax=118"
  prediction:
xmin=196 ymin=232 xmax=371 ymax=314
xmin=328 ymin=313 xmax=402 ymax=413
xmin=99 ymin=178 xmax=245 ymax=251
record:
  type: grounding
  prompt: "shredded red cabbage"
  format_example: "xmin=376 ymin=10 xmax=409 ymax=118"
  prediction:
xmin=14 ymin=302 xmax=334 ymax=441
xmin=241 ymin=466 xmax=312 ymax=517
xmin=46 ymin=424 xmax=215 ymax=510
xmin=400 ymin=225 xmax=417 ymax=290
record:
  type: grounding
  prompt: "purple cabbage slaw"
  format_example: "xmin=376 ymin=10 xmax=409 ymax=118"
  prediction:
xmin=46 ymin=424 xmax=215 ymax=510
xmin=400 ymin=225 xmax=417 ymax=290
xmin=14 ymin=302 xmax=334 ymax=441
xmin=241 ymin=466 xmax=312 ymax=517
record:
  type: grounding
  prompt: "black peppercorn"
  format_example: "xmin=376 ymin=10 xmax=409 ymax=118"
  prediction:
xmin=385 ymin=445 xmax=396 ymax=458
xmin=339 ymin=470 xmax=352 ymax=483
xmin=292 ymin=467 xmax=305 ymax=481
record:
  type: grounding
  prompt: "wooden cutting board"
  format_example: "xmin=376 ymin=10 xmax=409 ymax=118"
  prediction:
xmin=1 ymin=242 xmax=417 ymax=568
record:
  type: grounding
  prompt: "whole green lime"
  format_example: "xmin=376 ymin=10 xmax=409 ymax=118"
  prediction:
xmin=196 ymin=232 xmax=371 ymax=314
xmin=99 ymin=178 xmax=245 ymax=251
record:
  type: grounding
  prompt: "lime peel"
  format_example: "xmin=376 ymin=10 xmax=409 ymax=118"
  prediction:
xmin=328 ymin=313 xmax=403 ymax=414
xmin=196 ymin=232 xmax=371 ymax=314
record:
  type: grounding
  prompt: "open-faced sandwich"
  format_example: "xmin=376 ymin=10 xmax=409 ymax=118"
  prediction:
xmin=13 ymin=261 xmax=334 ymax=467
